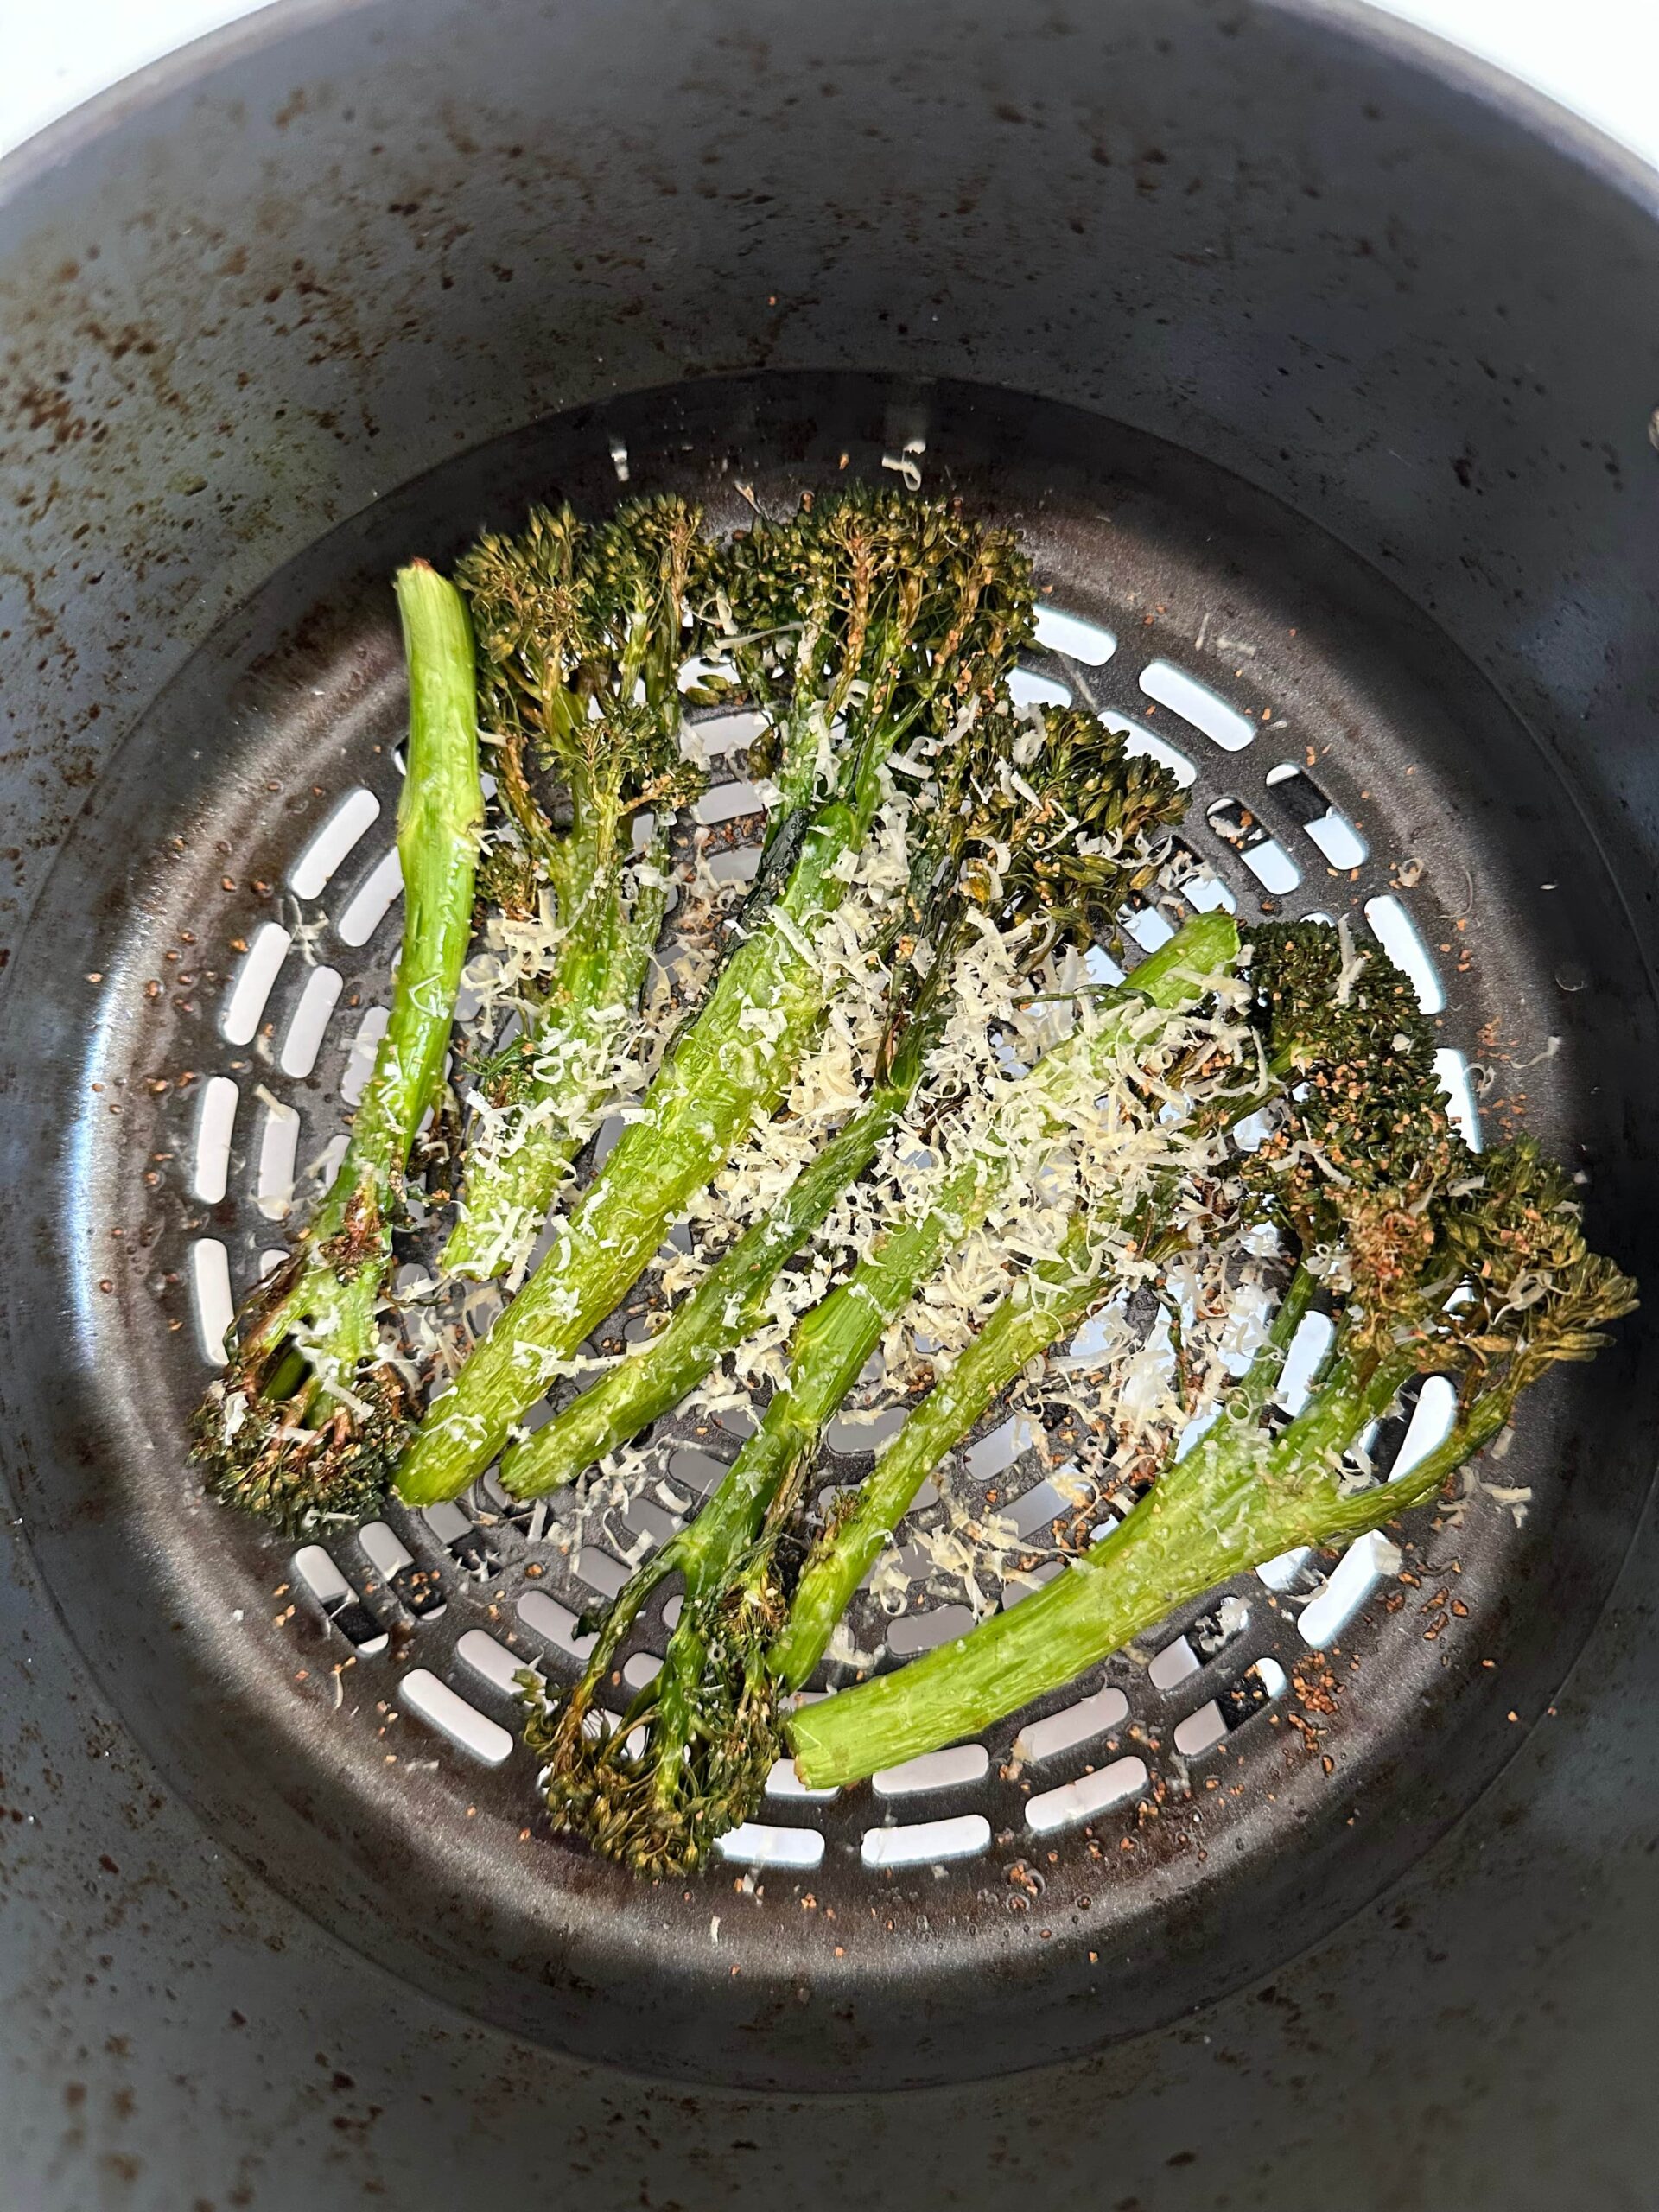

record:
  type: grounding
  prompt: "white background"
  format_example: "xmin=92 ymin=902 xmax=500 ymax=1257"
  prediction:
xmin=2 ymin=0 xmax=1657 ymax=173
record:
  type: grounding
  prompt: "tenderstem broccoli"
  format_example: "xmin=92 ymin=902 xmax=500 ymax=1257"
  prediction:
xmin=441 ymin=499 xmax=714 ymax=1285
xmin=786 ymin=932 xmax=1636 ymax=1787
xmin=519 ymin=911 xmax=1235 ymax=1872
xmin=774 ymin=918 xmax=1477 ymax=1684
xmin=193 ymin=563 xmax=485 ymax=1531
xmin=396 ymin=488 xmax=1035 ymax=1507
xmin=498 ymin=704 xmax=1188 ymax=1500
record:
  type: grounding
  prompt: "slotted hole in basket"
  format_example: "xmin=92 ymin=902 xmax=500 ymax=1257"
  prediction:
xmin=188 ymin=1238 xmax=233 ymax=1365
xmin=1173 ymin=1656 xmax=1287 ymax=1756
xmin=861 ymin=1815 xmax=990 ymax=1869
xmin=518 ymin=1589 xmax=597 ymax=1662
xmin=289 ymin=786 xmax=381 ymax=899
xmin=1434 ymin=1047 xmax=1484 ymax=1150
xmin=1026 ymin=1755 xmax=1148 ymax=1836
xmin=192 ymin=1076 xmax=238 ymax=1204
xmin=1008 ymin=666 xmax=1072 ymax=711
xmin=356 ymin=1522 xmax=448 ymax=1624
xmin=717 ymin=1822 xmax=825 ymax=1871
xmin=401 ymin=1669 xmax=513 ymax=1765
xmin=1363 ymin=893 xmax=1446 ymax=1014
xmin=670 ymin=1447 xmax=732 ymax=1497
xmin=887 ymin=1604 xmax=976 ymax=1656
xmin=1170 ymin=838 xmax=1237 ymax=912
xmin=279 ymin=965 xmax=344 ymax=1077
xmin=219 ymin=921 xmax=291 ymax=1045
xmin=689 ymin=707 xmax=765 ymax=756
xmin=292 ymin=1544 xmax=388 ymax=1655
xmin=1262 ymin=761 xmax=1369 ymax=870
xmin=873 ymin=1745 xmax=989 ymax=1797
xmin=1004 ymin=1477 xmax=1085 ymax=1541
xmin=694 ymin=778 xmax=766 ymax=826
xmin=1032 ymin=604 xmax=1116 ymax=664
xmin=1299 ymin=1536 xmax=1400 ymax=1647
xmin=965 ymin=1414 xmax=1044 ymax=1482
xmin=455 ymin=1628 xmax=524 ymax=1695
xmin=336 ymin=848 xmax=403 ymax=948
xmin=1147 ymin=1599 xmax=1250 ymax=1691
xmin=1108 ymin=712 xmax=1197 ymax=788
xmin=340 ymin=1004 xmax=389 ymax=1103
xmin=1124 ymin=906 xmax=1177 ymax=953
xmin=1139 ymin=658 xmax=1257 ymax=751
xmin=1205 ymin=798 xmax=1300 ymax=895
xmin=825 ymin=1404 xmax=908 ymax=1453
xmin=1013 ymin=1685 xmax=1129 ymax=1764
xmin=255 ymin=1096 xmax=301 ymax=1218
xmin=708 ymin=845 xmax=762 ymax=885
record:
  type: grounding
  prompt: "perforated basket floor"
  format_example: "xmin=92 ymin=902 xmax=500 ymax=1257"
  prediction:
xmin=12 ymin=374 xmax=1638 ymax=2088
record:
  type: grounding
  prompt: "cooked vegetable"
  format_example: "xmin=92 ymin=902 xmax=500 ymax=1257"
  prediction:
xmin=193 ymin=563 xmax=484 ymax=1532
xmin=396 ymin=488 xmax=1035 ymax=1507
xmin=441 ymin=499 xmax=713 ymax=1285
xmin=498 ymin=703 xmax=1187 ymax=1500
xmin=772 ymin=1211 xmax=1103 ymax=1690
xmin=772 ymin=918 xmax=1425 ymax=1686
xmin=786 ymin=931 xmax=1637 ymax=1788
xmin=520 ymin=912 xmax=1236 ymax=1872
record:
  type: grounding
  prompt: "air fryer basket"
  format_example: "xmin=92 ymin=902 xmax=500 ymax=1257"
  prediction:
xmin=2 ymin=0 xmax=1656 ymax=2120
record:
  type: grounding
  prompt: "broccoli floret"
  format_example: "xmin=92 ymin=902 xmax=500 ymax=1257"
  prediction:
xmin=441 ymin=497 xmax=715 ymax=1282
xmin=788 ymin=922 xmax=1635 ymax=1789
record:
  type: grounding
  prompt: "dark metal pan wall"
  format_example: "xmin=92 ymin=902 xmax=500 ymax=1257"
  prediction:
xmin=0 ymin=0 xmax=1656 ymax=2198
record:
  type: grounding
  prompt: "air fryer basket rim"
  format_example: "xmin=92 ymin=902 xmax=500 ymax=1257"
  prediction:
xmin=0 ymin=0 xmax=1656 ymax=2160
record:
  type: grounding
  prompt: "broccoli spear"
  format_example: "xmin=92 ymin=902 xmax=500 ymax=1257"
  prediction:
xmin=787 ymin=955 xmax=1636 ymax=1789
xmin=519 ymin=910 xmax=1236 ymax=1874
xmin=396 ymin=488 xmax=1034 ymax=1507
xmin=192 ymin=563 xmax=485 ymax=1532
xmin=441 ymin=499 xmax=713 ymax=1285
xmin=772 ymin=1209 xmax=1108 ymax=1690
xmin=497 ymin=705 xmax=1187 ymax=1501
xmin=772 ymin=918 xmax=1432 ymax=1686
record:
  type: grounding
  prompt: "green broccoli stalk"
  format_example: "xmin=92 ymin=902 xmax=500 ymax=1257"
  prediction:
xmin=770 ymin=919 xmax=1421 ymax=1684
xmin=498 ymin=705 xmax=1187 ymax=1501
xmin=395 ymin=488 xmax=1035 ymax=1507
xmin=520 ymin=912 xmax=1236 ymax=1873
xmin=772 ymin=1211 xmax=1105 ymax=1690
xmin=499 ymin=1027 xmax=933 ymax=1502
xmin=441 ymin=499 xmax=713 ymax=1283
xmin=193 ymin=563 xmax=485 ymax=1532
xmin=787 ymin=972 xmax=1635 ymax=1788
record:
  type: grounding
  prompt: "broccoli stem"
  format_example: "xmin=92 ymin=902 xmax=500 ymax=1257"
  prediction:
xmin=785 ymin=1329 xmax=1458 ymax=1789
xmin=499 ymin=1022 xmax=930 ymax=1499
xmin=194 ymin=562 xmax=483 ymax=1529
xmin=399 ymin=491 xmax=1037 ymax=1505
xmin=625 ymin=916 xmax=1232 ymax=1668
xmin=687 ymin=910 xmax=1236 ymax=1559
xmin=773 ymin=1229 xmax=1321 ymax=1694
xmin=395 ymin=791 xmax=884 ymax=1505
xmin=261 ymin=562 xmax=485 ymax=1368
xmin=772 ymin=1216 xmax=1099 ymax=1688
xmin=347 ymin=566 xmax=486 ymax=1200
xmin=786 ymin=921 xmax=1637 ymax=1788
xmin=436 ymin=499 xmax=711 ymax=1284
xmin=440 ymin=814 xmax=669 ymax=1282
xmin=521 ymin=914 xmax=1233 ymax=1868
